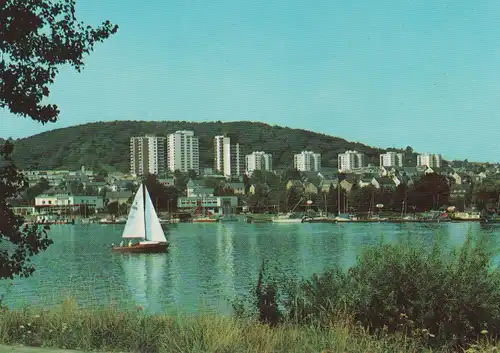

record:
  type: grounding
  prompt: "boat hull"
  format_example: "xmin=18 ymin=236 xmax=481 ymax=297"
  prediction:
xmin=112 ymin=242 xmax=169 ymax=253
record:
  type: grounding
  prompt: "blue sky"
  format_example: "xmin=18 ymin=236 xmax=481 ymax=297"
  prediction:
xmin=1 ymin=0 xmax=499 ymax=162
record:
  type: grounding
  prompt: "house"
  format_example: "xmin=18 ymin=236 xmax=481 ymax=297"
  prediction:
xmin=374 ymin=177 xmax=397 ymax=191
xmin=85 ymin=181 xmax=107 ymax=193
xmin=339 ymin=180 xmax=354 ymax=193
xmin=158 ymin=178 xmax=175 ymax=187
xmin=35 ymin=193 xmax=104 ymax=212
xmin=186 ymin=179 xmax=214 ymax=197
xmin=286 ymin=180 xmax=303 ymax=190
xmin=358 ymin=175 xmax=377 ymax=188
xmin=424 ymin=167 xmax=435 ymax=175
xmin=449 ymin=184 xmax=471 ymax=200
xmin=249 ymin=184 xmax=271 ymax=195
xmin=319 ymin=179 xmax=338 ymax=193
xmin=226 ymin=182 xmax=245 ymax=195
xmin=303 ymin=182 xmax=318 ymax=196
xmin=177 ymin=195 xmax=238 ymax=214
xmin=105 ymin=191 xmax=133 ymax=205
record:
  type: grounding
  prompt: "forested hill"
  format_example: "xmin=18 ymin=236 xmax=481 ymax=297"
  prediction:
xmin=6 ymin=120 xmax=410 ymax=172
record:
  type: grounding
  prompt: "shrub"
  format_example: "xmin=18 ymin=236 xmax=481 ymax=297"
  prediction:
xmin=240 ymin=231 xmax=500 ymax=351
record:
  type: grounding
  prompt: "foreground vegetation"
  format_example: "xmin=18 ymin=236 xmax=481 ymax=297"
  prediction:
xmin=0 ymin=301 xmax=436 ymax=353
xmin=2 ymin=232 xmax=500 ymax=352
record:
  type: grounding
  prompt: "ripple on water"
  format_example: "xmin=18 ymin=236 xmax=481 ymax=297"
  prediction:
xmin=2 ymin=222 xmax=500 ymax=314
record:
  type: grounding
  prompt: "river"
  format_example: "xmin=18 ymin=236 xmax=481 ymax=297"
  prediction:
xmin=2 ymin=222 xmax=499 ymax=314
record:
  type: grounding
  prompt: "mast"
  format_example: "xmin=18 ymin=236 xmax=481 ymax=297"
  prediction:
xmin=143 ymin=183 xmax=147 ymax=241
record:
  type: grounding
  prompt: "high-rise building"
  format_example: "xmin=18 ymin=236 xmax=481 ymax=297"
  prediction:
xmin=380 ymin=152 xmax=404 ymax=167
xmin=294 ymin=151 xmax=321 ymax=172
xmin=337 ymin=150 xmax=365 ymax=172
xmin=167 ymin=130 xmax=200 ymax=174
xmin=245 ymin=151 xmax=273 ymax=174
xmin=213 ymin=135 xmax=244 ymax=177
xmin=417 ymin=153 xmax=442 ymax=168
xmin=130 ymin=135 xmax=166 ymax=176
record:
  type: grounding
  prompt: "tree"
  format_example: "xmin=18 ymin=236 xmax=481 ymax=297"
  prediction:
xmin=0 ymin=0 xmax=118 ymax=280
xmin=0 ymin=142 xmax=52 ymax=279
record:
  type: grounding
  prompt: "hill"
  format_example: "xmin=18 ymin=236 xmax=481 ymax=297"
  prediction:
xmin=5 ymin=120 xmax=414 ymax=173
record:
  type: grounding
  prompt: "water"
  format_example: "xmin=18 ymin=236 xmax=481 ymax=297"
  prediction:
xmin=3 ymin=222 xmax=500 ymax=314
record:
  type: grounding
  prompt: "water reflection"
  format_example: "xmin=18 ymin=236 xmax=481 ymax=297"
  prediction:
xmin=121 ymin=253 xmax=168 ymax=312
xmin=5 ymin=222 xmax=500 ymax=314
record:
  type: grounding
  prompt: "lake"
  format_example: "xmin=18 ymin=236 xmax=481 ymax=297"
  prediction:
xmin=3 ymin=222 xmax=500 ymax=314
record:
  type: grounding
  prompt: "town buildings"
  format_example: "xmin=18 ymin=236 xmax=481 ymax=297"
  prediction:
xmin=167 ymin=130 xmax=200 ymax=174
xmin=130 ymin=135 xmax=166 ymax=176
xmin=417 ymin=153 xmax=443 ymax=168
xmin=338 ymin=150 xmax=366 ymax=171
xmin=245 ymin=151 xmax=273 ymax=174
xmin=294 ymin=151 xmax=321 ymax=172
xmin=213 ymin=135 xmax=244 ymax=178
xmin=380 ymin=152 xmax=404 ymax=168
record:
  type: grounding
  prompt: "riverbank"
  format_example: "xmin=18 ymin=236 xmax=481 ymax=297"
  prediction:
xmin=0 ymin=299 xmax=495 ymax=353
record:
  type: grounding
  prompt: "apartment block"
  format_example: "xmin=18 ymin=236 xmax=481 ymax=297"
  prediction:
xmin=214 ymin=135 xmax=244 ymax=178
xmin=245 ymin=151 xmax=273 ymax=174
xmin=294 ymin=151 xmax=321 ymax=172
xmin=337 ymin=150 xmax=366 ymax=172
xmin=167 ymin=130 xmax=200 ymax=174
xmin=379 ymin=152 xmax=404 ymax=167
xmin=130 ymin=135 xmax=166 ymax=176
xmin=417 ymin=153 xmax=442 ymax=168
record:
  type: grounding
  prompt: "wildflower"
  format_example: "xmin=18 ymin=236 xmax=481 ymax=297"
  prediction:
xmin=27 ymin=330 xmax=31 ymax=334
xmin=429 ymin=333 xmax=435 ymax=338
xmin=422 ymin=328 xmax=428 ymax=333
xmin=34 ymin=314 xmax=40 ymax=319
xmin=481 ymin=329 xmax=488 ymax=335
xmin=400 ymin=313 xmax=408 ymax=318
xmin=19 ymin=325 xmax=24 ymax=329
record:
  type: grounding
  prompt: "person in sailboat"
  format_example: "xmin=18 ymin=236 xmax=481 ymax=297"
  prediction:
xmin=128 ymin=240 xmax=132 ymax=247
xmin=120 ymin=240 xmax=124 ymax=247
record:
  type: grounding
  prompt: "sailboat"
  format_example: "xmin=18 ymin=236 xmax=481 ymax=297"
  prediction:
xmin=112 ymin=183 xmax=169 ymax=253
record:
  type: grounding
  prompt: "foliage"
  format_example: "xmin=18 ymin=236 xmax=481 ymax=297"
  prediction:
xmin=0 ymin=142 xmax=53 ymax=280
xmin=23 ymin=177 xmax=50 ymax=201
xmin=143 ymin=174 xmax=179 ymax=212
xmin=237 ymin=232 xmax=500 ymax=351
xmin=0 ymin=0 xmax=118 ymax=122
xmin=8 ymin=121 xmax=405 ymax=172
xmin=0 ymin=0 xmax=118 ymax=281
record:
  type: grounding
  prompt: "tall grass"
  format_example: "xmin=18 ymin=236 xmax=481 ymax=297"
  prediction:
xmin=0 ymin=298 xmax=439 ymax=353
xmin=2 ymin=231 xmax=500 ymax=352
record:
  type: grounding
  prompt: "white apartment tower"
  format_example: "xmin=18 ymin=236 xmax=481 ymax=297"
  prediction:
xmin=167 ymin=130 xmax=200 ymax=174
xmin=245 ymin=151 xmax=273 ymax=174
xmin=337 ymin=150 xmax=366 ymax=172
xmin=417 ymin=153 xmax=442 ymax=168
xmin=214 ymin=135 xmax=244 ymax=177
xmin=130 ymin=135 xmax=166 ymax=176
xmin=380 ymin=152 xmax=404 ymax=167
xmin=294 ymin=151 xmax=321 ymax=172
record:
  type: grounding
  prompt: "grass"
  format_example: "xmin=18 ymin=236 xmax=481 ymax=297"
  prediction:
xmin=3 ymin=231 xmax=500 ymax=352
xmin=0 ymin=298 xmax=498 ymax=353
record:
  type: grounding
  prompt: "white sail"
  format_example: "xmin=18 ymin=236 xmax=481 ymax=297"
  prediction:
xmin=122 ymin=184 xmax=146 ymax=239
xmin=143 ymin=186 xmax=167 ymax=243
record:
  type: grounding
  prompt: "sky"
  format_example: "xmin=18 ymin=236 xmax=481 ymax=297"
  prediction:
xmin=1 ymin=0 xmax=500 ymax=162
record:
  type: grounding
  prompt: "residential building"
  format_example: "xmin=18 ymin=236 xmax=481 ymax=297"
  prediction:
xmin=338 ymin=151 xmax=366 ymax=172
xmin=34 ymin=193 xmax=104 ymax=212
xmin=177 ymin=195 xmax=238 ymax=214
xmin=213 ymin=136 xmax=244 ymax=178
xmin=417 ymin=153 xmax=442 ymax=169
xmin=294 ymin=151 xmax=321 ymax=172
xmin=167 ymin=130 xmax=200 ymax=174
xmin=130 ymin=135 xmax=166 ymax=176
xmin=379 ymin=152 xmax=404 ymax=168
xmin=245 ymin=151 xmax=273 ymax=174
xmin=186 ymin=180 xmax=215 ymax=198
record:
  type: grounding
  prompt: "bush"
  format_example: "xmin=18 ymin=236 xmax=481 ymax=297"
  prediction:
xmin=240 ymin=232 xmax=500 ymax=351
